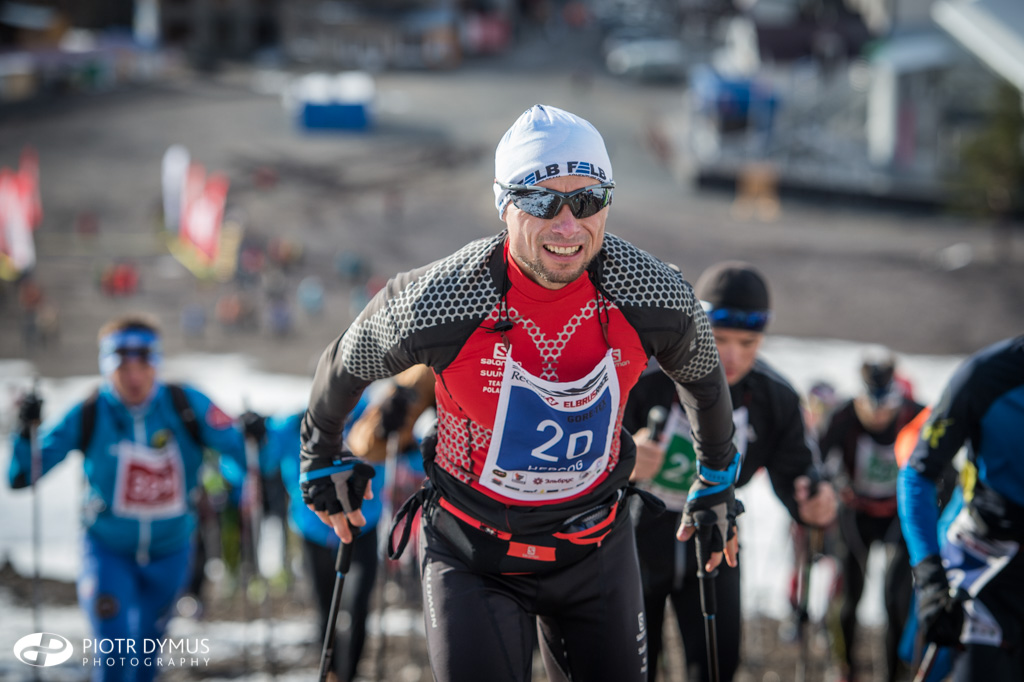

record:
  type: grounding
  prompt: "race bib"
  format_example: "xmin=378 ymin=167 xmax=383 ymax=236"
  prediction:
xmin=942 ymin=507 xmax=1019 ymax=598
xmin=851 ymin=435 xmax=899 ymax=498
xmin=733 ymin=405 xmax=750 ymax=466
xmin=648 ymin=404 xmax=749 ymax=511
xmin=483 ymin=349 xmax=620 ymax=502
xmin=111 ymin=440 xmax=187 ymax=519
xmin=649 ymin=404 xmax=696 ymax=511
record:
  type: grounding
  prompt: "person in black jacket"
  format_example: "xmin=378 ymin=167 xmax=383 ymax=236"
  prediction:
xmin=821 ymin=347 xmax=924 ymax=682
xmin=625 ymin=261 xmax=837 ymax=681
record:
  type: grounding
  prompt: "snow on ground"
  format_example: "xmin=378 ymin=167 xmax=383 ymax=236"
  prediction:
xmin=0 ymin=338 xmax=965 ymax=678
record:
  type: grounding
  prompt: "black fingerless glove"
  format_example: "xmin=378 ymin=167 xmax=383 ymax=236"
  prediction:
xmin=683 ymin=453 xmax=741 ymax=575
xmin=300 ymin=453 xmax=376 ymax=516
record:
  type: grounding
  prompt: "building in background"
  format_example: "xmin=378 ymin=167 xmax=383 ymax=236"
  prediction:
xmin=681 ymin=0 xmax=1022 ymax=208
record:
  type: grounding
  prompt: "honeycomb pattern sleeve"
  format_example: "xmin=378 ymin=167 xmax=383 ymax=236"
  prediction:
xmin=598 ymin=234 xmax=735 ymax=471
xmin=301 ymin=234 xmax=506 ymax=462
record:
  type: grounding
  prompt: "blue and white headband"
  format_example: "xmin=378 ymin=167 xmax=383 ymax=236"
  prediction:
xmin=493 ymin=104 xmax=613 ymax=217
xmin=99 ymin=328 xmax=162 ymax=375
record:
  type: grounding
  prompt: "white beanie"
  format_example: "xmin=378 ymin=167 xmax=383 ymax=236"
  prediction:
xmin=493 ymin=104 xmax=613 ymax=217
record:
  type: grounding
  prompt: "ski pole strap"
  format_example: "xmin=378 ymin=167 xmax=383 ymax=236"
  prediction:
xmin=299 ymin=458 xmax=358 ymax=483
xmin=695 ymin=452 xmax=741 ymax=487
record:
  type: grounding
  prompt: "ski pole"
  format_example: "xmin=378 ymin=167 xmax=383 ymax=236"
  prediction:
xmin=242 ymin=424 xmax=275 ymax=676
xmin=693 ymin=510 xmax=721 ymax=682
xmin=237 ymin=410 xmax=263 ymax=673
xmin=795 ymin=525 xmax=823 ymax=682
xmin=913 ymin=643 xmax=938 ymax=682
xmin=374 ymin=431 xmax=400 ymax=681
xmin=319 ymin=529 xmax=359 ymax=682
xmin=796 ymin=474 xmax=824 ymax=682
xmin=28 ymin=379 xmax=42 ymax=682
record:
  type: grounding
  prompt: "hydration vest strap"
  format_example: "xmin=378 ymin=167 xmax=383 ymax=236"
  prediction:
xmin=387 ymin=486 xmax=430 ymax=560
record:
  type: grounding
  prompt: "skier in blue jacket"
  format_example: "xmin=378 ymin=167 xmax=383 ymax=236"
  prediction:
xmin=898 ymin=334 xmax=1024 ymax=680
xmin=8 ymin=313 xmax=261 ymax=682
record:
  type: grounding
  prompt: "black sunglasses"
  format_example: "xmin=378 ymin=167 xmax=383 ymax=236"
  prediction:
xmin=497 ymin=181 xmax=614 ymax=220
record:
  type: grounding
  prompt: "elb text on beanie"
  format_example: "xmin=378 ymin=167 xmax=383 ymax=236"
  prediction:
xmin=493 ymin=104 xmax=613 ymax=217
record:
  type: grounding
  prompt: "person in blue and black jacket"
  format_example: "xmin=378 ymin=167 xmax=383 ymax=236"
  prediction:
xmin=898 ymin=334 xmax=1024 ymax=681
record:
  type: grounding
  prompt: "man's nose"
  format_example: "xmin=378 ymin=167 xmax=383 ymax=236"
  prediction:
xmin=549 ymin=206 xmax=580 ymax=232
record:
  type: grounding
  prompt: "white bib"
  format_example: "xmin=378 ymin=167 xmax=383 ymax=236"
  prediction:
xmin=483 ymin=348 xmax=620 ymax=502
xmin=111 ymin=440 xmax=187 ymax=520
xmin=851 ymin=434 xmax=899 ymax=498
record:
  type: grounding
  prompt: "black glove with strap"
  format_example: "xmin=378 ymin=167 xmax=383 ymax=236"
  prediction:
xmin=913 ymin=554 xmax=964 ymax=647
xmin=17 ymin=391 xmax=43 ymax=439
xmin=683 ymin=453 xmax=742 ymax=574
xmin=300 ymin=451 xmax=376 ymax=517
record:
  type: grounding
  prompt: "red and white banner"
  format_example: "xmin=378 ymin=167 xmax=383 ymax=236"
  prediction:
xmin=0 ymin=147 xmax=42 ymax=280
xmin=179 ymin=163 xmax=229 ymax=263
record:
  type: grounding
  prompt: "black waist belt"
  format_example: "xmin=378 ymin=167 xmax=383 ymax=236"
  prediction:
xmin=388 ymin=483 xmax=665 ymax=574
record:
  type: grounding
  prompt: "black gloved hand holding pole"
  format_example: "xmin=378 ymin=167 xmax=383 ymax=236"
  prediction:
xmin=18 ymin=390 xmax=44 ymax=440
xmin=240 ymin=410 xmax=267 ymax=444
xmin=913 ymin=554 xmax=965 ymax=648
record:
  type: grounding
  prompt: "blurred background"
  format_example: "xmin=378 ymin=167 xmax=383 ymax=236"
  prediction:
xmin=0 ymin=0 xmax=1020 ymax=373
xmin=0 ymin=0 xmax=1021 ymax=680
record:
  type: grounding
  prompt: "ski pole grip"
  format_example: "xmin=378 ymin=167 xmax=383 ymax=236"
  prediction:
xmin=693 ymin=509 xmax=719 ymax=580
xmin=337 ymin=527 xmax=360 ymax=575
xmin=804 ymin=467 xmax=822 ymax=498
xmin=693 ymin=509 xmax=719 ymax=616
xmin=646 ymin=406 xmax=668 ymax=440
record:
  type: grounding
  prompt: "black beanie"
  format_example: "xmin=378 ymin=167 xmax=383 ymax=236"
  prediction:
xmin=694 ymin=261 xmax=770 ymax=312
